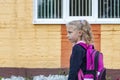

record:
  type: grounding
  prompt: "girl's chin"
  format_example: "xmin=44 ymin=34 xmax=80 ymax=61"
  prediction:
xmin=71 ymin=41 xmax=76 ymax=44
xmin=68 ymin=40 xmax=76 ymax=44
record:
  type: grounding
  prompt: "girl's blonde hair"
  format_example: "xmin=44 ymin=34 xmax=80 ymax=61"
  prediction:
xmin=66 ymin=20 xmax=94 ymax=44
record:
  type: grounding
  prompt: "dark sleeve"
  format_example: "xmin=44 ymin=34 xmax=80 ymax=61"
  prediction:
xmin=68 ymin=44 xmax=86 ymax=80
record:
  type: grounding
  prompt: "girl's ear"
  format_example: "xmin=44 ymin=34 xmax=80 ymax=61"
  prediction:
xmin=78 ymin=30 xmax=83 ymax=36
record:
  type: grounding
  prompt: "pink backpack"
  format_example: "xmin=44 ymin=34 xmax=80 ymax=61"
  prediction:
xmin=78 ymin=42 xmax=106 ymax=80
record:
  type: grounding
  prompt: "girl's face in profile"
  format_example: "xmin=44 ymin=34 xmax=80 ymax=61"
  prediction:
xmin=66 ymin=25 xmax=81 ymax=44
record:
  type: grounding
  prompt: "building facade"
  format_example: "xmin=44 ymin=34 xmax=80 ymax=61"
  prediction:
xmin=0 ymin=0 xmax=120 ymax=79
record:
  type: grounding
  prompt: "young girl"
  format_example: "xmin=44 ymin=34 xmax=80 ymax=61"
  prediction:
xmin=66 ymin=20 xmax=94 ymax=80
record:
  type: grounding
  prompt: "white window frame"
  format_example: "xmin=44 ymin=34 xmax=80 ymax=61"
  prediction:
xmin=33 ymin=0 xmax=120 ymax=24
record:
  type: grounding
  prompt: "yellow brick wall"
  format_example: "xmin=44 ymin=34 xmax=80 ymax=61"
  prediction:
xmin=1 ymin=0 xmax=120 ymax=69
xmin=101 ymin=25 xmax=120 ymax=69
xmin=0 ymin=0 xmax=61 ymax=68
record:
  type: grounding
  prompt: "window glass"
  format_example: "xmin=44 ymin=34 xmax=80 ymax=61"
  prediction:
xmin=98 ymin=0 xmax=120 ymax=18
xmin=69 ymin=0 xmax=92 ymax=16
xmin=37 ymin=0 xmax=62 ymax=18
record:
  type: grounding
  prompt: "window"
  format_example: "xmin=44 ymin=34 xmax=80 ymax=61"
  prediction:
xmin=33 ymin=0 xmax=120 ymax=24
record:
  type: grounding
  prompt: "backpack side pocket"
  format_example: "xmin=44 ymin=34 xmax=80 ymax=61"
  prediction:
xmin=98 ymin=68 xmax=106 ymax=80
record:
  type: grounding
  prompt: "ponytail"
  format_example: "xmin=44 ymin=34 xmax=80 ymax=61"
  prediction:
xmin=80 ymin=20 xmax=94 ymax=44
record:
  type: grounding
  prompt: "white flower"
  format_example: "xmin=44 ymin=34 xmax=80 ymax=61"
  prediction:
xmin=1 ymin=75 xmax=68 ymax=80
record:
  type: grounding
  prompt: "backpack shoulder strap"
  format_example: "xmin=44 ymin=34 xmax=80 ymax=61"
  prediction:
xmin=77 ymin=42 xmax=94 ymax=50
xmin=94 ymin=51 xmax=99 ymax=71
xmin=78 ymin=42 xmax=88 ymax=49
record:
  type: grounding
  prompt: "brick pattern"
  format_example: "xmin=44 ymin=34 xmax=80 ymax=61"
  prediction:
xmin=91 ymin=24 xmax=101 ymax=51
xmin=101 ymin=25 xmax=120 ymax=69
xmin=0 ymin=0 xmax=61 ymax=68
